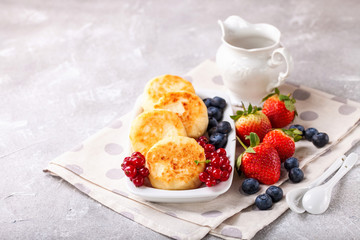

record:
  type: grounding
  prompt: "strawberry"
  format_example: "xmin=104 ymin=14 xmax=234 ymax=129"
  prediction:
xmin=230 ymin=103 xmax=272 ymax=146
xmin=236 ymin=133 xmax=281 ymax=185
xmin=262 ymin=88 xmax=297 ymax=128
xmin=263 ymin=128 xmax=302 ymax=162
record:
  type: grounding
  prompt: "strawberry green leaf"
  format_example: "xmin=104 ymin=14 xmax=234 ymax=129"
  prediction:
xmin=246 ymin=147 xmax=256 ymax=153
xmin=279 ymin=94 xmax=290 ymax=101
xmin=248 ymin=104 xmax=253 ymax=114
xmin=230 ymin=115 xmax=240 ymax=121
xmin=261 ymin=93 xmax=275 ymax=102
xmin=236 ymin=153 xmax=243 ymax=170
xmin=246 ymin=132 xmax=260 ymax=147
xmin=236 ymin=110 xmax=244 ymax=115
xmin=294 ymin=135 xmax=303 ymax=142
xmin=275 ymin=88 xmax=280 ymax=95
xmin=284 ymin=100 xmax=295 ymax=112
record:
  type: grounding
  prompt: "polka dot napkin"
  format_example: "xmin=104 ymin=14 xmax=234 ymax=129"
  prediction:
xmin=45 ymin=60 xmax=360 ymax=240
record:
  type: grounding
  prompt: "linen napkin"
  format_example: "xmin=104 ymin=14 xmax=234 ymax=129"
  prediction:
xmin=44 ymin=60 xmax=360 ymax=239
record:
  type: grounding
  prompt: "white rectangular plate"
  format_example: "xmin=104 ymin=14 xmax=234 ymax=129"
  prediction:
xmin=126 ymin=89 xmax=236 ymax=203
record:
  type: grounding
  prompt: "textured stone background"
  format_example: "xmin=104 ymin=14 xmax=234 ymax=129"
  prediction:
xmin=0 ymin=0 xmax=359 ymax=239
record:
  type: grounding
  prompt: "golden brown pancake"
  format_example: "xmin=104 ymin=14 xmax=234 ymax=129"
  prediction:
xmin=153 ymin=91 xmax=209 ymax=138
xmin=142 ymin=75 xmax=195 ymax=112
xmin=129 ymin=109 xmax=187 ymax=156
xmin=146 ymin=136 xmax=206 ymax=190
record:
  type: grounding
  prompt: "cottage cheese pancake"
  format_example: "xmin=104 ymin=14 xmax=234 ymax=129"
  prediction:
xmin=146 ymin=136 xmax=206 ymax=190
xmin=142 ymin=75 xmax=195 ymax=112
xmin=153 ymin=91 xmax=208 ymax=138
xmin=129 ymin=110 xmax=187 ymax=156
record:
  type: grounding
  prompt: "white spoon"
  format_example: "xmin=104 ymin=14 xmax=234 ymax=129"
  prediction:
xmin=286 ymin=155 xmax=345 ymax=213
xmin=302 ymin=152 xmax=358 ymax=215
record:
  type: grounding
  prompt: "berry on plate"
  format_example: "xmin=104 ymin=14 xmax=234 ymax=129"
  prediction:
xmin=289 ymin=167 xmax=304 ymax=183
xmin=266 ymin=186 xmax=283 ymax=202
xmin=255 ymin=194 xmax=273 ymax=210
xmin=231 ymin=103 xmax=272 ymax=146
xmin=262 ymin=88 xmax=297 ymax=128
xmin=284 ymin=157 xmax=299 ymax=171
xmin=209 ymin=132 xmax=227 ymax=149
xmin=216 ymin=121 xmax=232 ymax=134
xmin=122 ymin=151 xmax=150 ymax=187
xmin=210 ymin=96 xmax=227 ymax=109
xmin=312 ymin=132 xmax=329 ymax=148
xmin=241 ymin=178 xmax=260 ymax=195
xmin=236 ymin=132 xmax=281 ymax=185
xmin=208 ymin=106 xmax=223 ymax=121
xmin=208 ymin=117 xmax=218 ymax=130
xmin=263 ymin=128 xmax=302 ymax=162
xmin=304 ymin=127 xmax=318 ymax=141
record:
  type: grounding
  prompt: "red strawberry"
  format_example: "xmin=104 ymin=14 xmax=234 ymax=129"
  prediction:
xmin=263 ymin=129 xmax=302 ymax=162
xmin=231 ymin=103 xmax=272 ymax=146
xmin=236 ymin=132 xmax=281 ymax=185
xmin=262 ymin=88 xmax=297 ymax=128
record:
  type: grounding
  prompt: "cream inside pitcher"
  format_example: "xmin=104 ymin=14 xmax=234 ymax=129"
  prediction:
xmin=216 ymin=16 xmax=293 ymax=105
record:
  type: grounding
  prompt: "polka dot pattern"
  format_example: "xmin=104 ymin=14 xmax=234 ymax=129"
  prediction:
xmin=201 ymin=210 xmax=222 ymax=217
xmin=74 ymin=183 xmax=91 ymax=195
xmin=212 ymin=75 xmax=224 ymax=85
xmin=121 ymin=211 xmax=134 ymax=221
xmin=106 ymin=168 xmax=124 ymax=179
xmin=104 ymin=143 xmax=123 ymax=155
xmin=299 ymin=111 xmax=319 ymax=121
xmin=71 ymin=144 xmax=83 ymax=152
xmin=293 ymin=89 xmax=311 ymax=101
xmin=338 ymin=104 xmax=356 ymax=115
xmin=221 ymin=227 xmax=243 ymax=238
xmin=183 ymin=75 xmax=193 ymax=83
xmin=65 ymin=164 xmax=84 ymax=175
xmin=109 ymin=119 xmax=123 ymax=129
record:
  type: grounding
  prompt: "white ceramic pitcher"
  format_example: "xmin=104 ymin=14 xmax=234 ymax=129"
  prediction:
xmin=216 ymin=16 xmax=293 ymax=105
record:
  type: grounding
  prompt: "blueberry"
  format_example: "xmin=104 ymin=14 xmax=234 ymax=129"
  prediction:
xmin=209 ymin=132 xmax=227 ymax=149
xmin=289 ymin=167 xmax=304 ymax=183
xmin=208 ymin=126 xmax=217 ymax=136
xmin=284 ymin=157 xmax=299 ymax=171
xmin=241 ymin=178 xmax=260 ymax=195
xmin=203 ymin=98 xmax=212 ymax=108
xmin=255 ymin=194 xmax=273 ymax=210
xmin=265 ymin=186 xmax=283 ymax=203
xmin=216 ymin=121 xmax=232 ymax=134
xmin=312 ymin=132 xmax=329 ymax=148
xmin=304 ymin=127 xmax=318 ymax=141
xmin=210 ymin=96 xmax=226 ymax=109
xmin=207 ymin=106 xmax=223 ymax=121
xmin=207 ymin=117 xmax=218 ymax=130
xmin=289 ymin=124 xmax=305 ymax=136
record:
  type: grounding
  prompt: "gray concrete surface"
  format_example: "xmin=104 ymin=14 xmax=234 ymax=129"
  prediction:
xmin=1 ymin=0 xmax=359 ymax=239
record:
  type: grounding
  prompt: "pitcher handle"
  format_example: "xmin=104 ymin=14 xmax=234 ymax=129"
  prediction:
xmin=267 ymin=47 xmax=293 ymax=91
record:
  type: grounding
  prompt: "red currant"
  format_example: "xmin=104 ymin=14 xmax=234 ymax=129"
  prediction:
xmin=211 ymin=168 xmax=222 ymax=180
xmin=132 ymin=176 xmax=144 ymax=187
xmin=124 ymin=165 xmax=137 ymax=178
xmin=205 ymin=166 xmax=213 ymax=174
xmin=205 ymin=178 xmax=217 ymax=187
xmin=198 ymin=141 xmax=206 ymax=148
xmin=204 ymin=144 xmax=215 ymax=153
xmin=132 ymin=157 xmax=145 ymax=168
xmin=199 ymin=172 xmax=209 ymax=182
xmin=198 ymin=136 xmax=209 ymax=144
xmin=138 ymin=167 xmax=150 ymax=177
xmin=210 ymin=156 xmax=221 ymax=168
xmin=205 ymin=152 xmax=212 ymax=159
xmin=224 ymin=165 xmax=232 ymax=173
xmin=220 ymin=171 xmax=230 ymax=181
xmin=216 ymin=148 xmax=227 ymax=156
xmin=131 ymin=152 xmax=145 ymax=160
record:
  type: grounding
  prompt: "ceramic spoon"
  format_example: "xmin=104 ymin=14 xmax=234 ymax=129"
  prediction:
xmin=302 ymin=152 xmax=358 ymax=215
xmin=286 ymin=155 xmax=345 ymax=213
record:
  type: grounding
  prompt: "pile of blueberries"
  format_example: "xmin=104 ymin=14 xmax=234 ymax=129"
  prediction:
xmin=290 ymin=124 xmax=329 ymax=148
xmin=241 ymin=178 xmax=283 ymax=210
xmin=203 ymin=96 xmax=232 ymax=149
xmin=284 ymin=157 xmax=304 ymax=183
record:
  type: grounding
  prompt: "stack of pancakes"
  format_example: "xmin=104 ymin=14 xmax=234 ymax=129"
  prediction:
xmin=129 ymin=75 xmax=209 ymax=190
